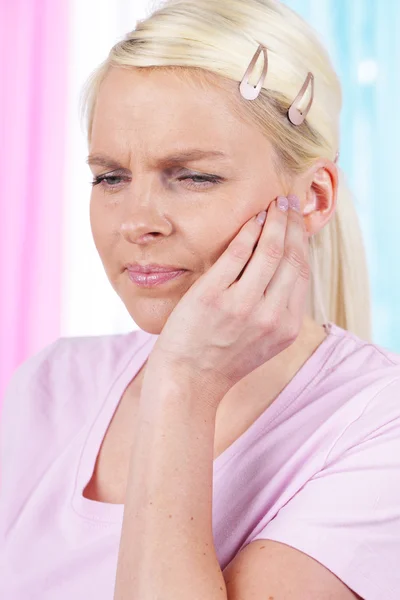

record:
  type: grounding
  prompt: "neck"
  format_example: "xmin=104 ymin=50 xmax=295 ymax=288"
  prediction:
xmin=246 ymin=315 xmax=328 ymax=392
xmin=221 ymin=315 xmax=328 ymax=407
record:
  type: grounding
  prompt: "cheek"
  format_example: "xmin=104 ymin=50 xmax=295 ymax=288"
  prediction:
xmin=194 ymin=216 xmax=243 ymax=271
xmin=89 ymin=200 xmax=102 ymax=251
xmin=89 ymin=197 xmax=114 ymax=257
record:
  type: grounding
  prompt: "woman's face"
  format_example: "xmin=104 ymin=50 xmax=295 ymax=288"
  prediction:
xmin=89 ymin=66 xmax=289 ymax=334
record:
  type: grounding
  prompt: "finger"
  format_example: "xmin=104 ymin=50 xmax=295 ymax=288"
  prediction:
xmin=287 ymin=231 xmax=311 ymax=317
xmin=263 ymin=201 xmax=309 ymax=311
xmin=203 ymin=211 xmax=267 ymax=290
xmin=231 ymin=197 xmax=288 ymax=302
xmin=286 ymin=260 xmax=310 ymax=320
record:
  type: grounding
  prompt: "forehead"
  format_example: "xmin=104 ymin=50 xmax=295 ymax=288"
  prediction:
xmin=90 ymin=66 xmax=272 ymax=163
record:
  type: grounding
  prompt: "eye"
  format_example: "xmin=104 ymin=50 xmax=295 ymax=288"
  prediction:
xmin=177 ymin=174 xmax=223 ymax=189
xmin=91 ymin=172 xmax=223 ymax=191
xmin=91 ymin=174 xmax=127 ymax=189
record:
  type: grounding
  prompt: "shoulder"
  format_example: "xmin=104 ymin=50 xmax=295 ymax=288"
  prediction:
xmin=2 ymin=328 xmax=154 ymax=412
xmin=324 ymin=321 xmax=400 ymax=376
xmin=324 ymin=370 xmax=400 ymax=466
xmin=234 ymin=335 xmax=400 ymax=600
xmin=0 ymin=329 xmax=157 ymax=523
xmin=0 ymin=328 xmax=157 ymax=444
xmin=312 ymin=322 xmax=400 ymax=424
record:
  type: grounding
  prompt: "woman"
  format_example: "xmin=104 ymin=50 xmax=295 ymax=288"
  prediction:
xmin=1 ymin=0 xmax=399 ymax=598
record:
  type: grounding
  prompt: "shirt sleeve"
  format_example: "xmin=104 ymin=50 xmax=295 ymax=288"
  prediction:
xmin=248 ymin=376 xmax=400 ymax=600
xmin=0 ymin=340 xmax=62 ymax=528
xmin=0 ymin=340 xmax=63 ymax=594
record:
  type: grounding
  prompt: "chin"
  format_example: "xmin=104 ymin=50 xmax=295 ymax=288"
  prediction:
xmin=134 ymin=320 xmax=164 ymax=335
xmin=122 ymin=295 xmax=179 ymax=335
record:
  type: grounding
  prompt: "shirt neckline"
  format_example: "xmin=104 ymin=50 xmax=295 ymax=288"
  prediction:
xmin=71 ymin=322 xmax=343 ymax=525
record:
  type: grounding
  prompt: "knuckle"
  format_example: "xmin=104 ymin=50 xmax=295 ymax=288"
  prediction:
xmin=284 ymin=244 xmax=304 ymax=269
xmin=284 ymin=319 xmax=300 ymax=342
xmin=258 ymin=309 xmax=300 ymax=344
xmin=264 ymin=240 xmax=284 ymax=262
xmin=299 ymin=261 xmax=311 ymax=281
xmin=229 ymin=237 xmax=252 ymax=262
xmin=235 ymin=303 xmax=251 ymax=319
xmin=262 ymin=306 xmax=281 ymax=330
xmin=200 ymin=290 xmax=220 ymax=309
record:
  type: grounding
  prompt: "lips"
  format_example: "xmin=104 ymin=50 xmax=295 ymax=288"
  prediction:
xmin=127 ymin=269 xmax=187 ymax=288
xmin=126 ymin=264 xmax=187 ymax=274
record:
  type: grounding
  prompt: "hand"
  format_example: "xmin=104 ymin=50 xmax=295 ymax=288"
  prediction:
xmin=149 ymin=195 xmax=310 ymax=401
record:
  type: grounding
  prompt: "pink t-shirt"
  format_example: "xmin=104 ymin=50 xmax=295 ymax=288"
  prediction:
xmin=1 ymin=321 xmax=400 ymax=599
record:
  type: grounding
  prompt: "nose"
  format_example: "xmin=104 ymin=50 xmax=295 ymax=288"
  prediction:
xmin=119 ymin=174 xmax=175 ymax=244
xmin=120 ymin=208 xmax=173 ymax=245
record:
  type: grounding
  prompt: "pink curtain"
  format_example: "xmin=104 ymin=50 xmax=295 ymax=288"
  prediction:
xmin=0 ymin=0 xmax=69 ymax=403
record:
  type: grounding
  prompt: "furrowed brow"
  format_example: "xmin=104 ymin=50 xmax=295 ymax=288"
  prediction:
xmin=86 ymin=149 xmax=229 ymax=169
xmin=86 ymin=154 xmax=125 ymax=169
xmin=154 ymin=149 xmax=228 ymax=167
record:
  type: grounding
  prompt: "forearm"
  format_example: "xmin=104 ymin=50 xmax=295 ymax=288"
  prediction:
xmin=113 ymin=363 xmax=228 ymax=600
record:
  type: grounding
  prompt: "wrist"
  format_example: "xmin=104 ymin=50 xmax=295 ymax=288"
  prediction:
xmin=144 ymin=351 xmax=230 ymax=410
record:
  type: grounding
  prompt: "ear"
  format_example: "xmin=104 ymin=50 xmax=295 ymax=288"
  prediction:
xmin=296 ymin=158 xmax=339 ymax=237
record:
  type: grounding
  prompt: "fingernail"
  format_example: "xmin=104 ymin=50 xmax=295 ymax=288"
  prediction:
xmin=277 ymin=196 xmax=289 ymax=212
xmin=256 ymin=210 xmax=267 ymax=224
xmin=287 ymin=194 xmax=301 ymax=212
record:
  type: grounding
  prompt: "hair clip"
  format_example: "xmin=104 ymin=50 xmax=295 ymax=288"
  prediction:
xmin=239 ymin=43 xmax=268 ymax=100
xmin=239 ymin=44 xmax=315 ymax=126
xmin=287 ymin=72 xmax=314 ymax=125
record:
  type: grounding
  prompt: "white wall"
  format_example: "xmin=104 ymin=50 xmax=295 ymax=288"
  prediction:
xmin=62 ymin=0 xmax=152 ymax=337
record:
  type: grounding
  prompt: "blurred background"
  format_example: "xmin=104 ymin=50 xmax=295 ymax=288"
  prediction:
xmin=1 ymin=0 xmax=400 ymax=401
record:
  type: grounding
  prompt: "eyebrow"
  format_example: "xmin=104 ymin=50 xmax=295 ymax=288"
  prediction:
xmin=86 ymin=149 xmax=229 ymax=169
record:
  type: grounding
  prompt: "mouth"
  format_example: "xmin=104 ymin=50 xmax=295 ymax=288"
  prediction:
xmin=127 ymin=269 xmax=188 ymax=288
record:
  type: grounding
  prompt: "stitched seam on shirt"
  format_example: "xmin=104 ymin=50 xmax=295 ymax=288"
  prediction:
xmin=70 ymin=331 xmax=155 ymax=522
xmin=215 ymin=334 xmax=343 ymax=472
xmin=259 ymin=333 xmax=344 ymax=432
xmin=352 ymin=339 xmax=400 ymax=367
xmin=1 ymin=339 xmax=64 ymax=538
xmin=321 ymin=375 xmax=400 ymax=469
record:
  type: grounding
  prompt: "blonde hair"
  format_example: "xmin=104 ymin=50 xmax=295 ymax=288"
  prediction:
xmin=80 ymin=0 xmax=371 ymax=340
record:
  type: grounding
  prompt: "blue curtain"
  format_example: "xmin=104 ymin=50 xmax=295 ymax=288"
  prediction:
xmin=285 ymin=0 xmax=400 ymax=351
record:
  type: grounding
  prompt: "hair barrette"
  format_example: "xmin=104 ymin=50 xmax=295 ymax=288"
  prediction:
xmin=239 ymin=43 xmax=315 ymax=126
xmin=239 ymin=44 xmax=269 ymax=101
